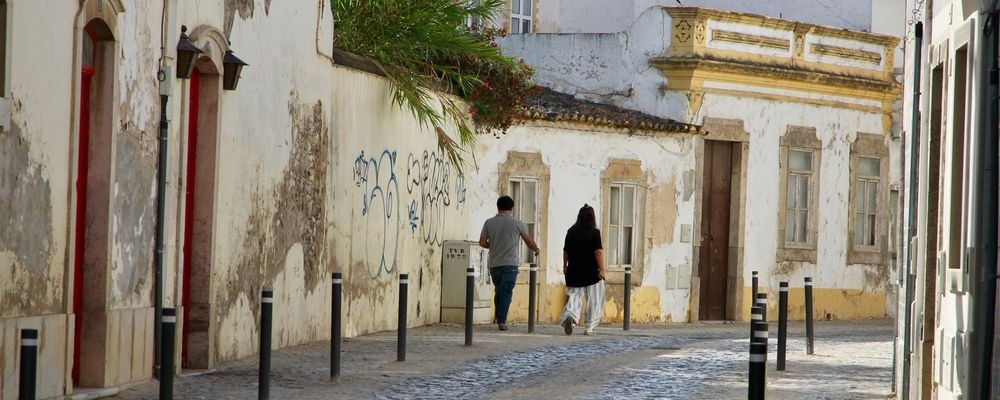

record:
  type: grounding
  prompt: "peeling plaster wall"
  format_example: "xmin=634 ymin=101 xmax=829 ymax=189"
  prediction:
xmin=467 ymin=125 xmax=697 ymax=322
xmin=500 ymin=8 xmax=689 ymax=123
xmin=534 ymin=0 xmax=873 ymax=34
xmin=332 ymin=66 xmax=470 ymax=338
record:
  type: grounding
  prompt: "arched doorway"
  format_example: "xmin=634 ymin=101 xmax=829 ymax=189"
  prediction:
xmin=72 ymin=18 xmax=115 ymax=387
xmin=180 ymin=39 xmax=222 ymax=369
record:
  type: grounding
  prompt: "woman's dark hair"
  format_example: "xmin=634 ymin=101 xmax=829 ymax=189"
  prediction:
xmin=573 ymin=204 xmax=597 ymax=229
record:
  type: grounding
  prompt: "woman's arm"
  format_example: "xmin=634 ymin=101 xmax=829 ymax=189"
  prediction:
xmin=595 ymin=248 xmax=605 ymax=280
xmin=563 ymin=251 xmax=569 ymax=275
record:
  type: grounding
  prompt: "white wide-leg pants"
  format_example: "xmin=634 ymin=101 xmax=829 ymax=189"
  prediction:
xmin=560 ymin=280 xmax=605 ymax=331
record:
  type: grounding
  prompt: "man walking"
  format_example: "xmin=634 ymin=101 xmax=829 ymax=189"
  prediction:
xmin=479 ymin=195 xmax=540 ymax=331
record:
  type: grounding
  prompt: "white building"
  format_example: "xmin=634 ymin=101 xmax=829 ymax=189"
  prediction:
xmin=894 ymin=0 xmax=1000 ymax=399
xmin=477 ymin=5 xmax=904 ymax=323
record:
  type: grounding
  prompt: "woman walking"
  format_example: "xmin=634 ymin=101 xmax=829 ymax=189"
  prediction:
xmin=560 ymin=204 xmax=606 ymax=335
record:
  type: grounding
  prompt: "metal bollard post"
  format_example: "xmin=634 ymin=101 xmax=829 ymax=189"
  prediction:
xmin=756 ymin=292 xmax=768 ymax=322
xmin=751 ymin=271 xmax=759 ymax=306
xmin=528 ymin=263 xmax=537 ymax=334
xmin=259 ymin=290 xmax=273 ymax=400
xmin=331 ymin=273 xmax=343 ymax=381
xmin=18 ymin=329 xmax=38 ymax=400
xmin=778 ymin=281 xmax=788 ymax=371
xmin=750 ymin=305 xmax=762 ymax=340
xmin=465 ymin=267 xmax=475 ymax=346
xmin=805 ymin=277 xmax=814 ymax=355
xmin=748 ymin=321 xmax=768 ymax=400
xmin=159 ymin=308 xmax=176 ymax=400
xmin=624 ymin=266 xmax=632 ymax=331
xmin=398 ymin=274 xmax=408 ymax=361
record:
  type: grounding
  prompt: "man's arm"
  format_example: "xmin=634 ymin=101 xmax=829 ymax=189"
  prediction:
xmin=521 ymin=233 xmax=540 ymax=257
xmin=479 ymin=233 xmax=490 ymax=249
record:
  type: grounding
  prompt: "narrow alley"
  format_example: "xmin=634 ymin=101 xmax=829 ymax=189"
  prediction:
xmin=107 ymin=321 xmax=893 ymax=400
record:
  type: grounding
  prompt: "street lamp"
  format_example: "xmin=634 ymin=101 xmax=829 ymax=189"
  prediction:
xmin=176 ymin=25 xmax=202 ymax=79
xmin=223 ymin=44 xmax=248 ymax=91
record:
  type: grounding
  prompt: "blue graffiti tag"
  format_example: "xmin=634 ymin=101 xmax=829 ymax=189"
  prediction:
xmin=407 ymin=151 xmax=452 ymax=246
xmin=407 ymin=201 xmax=419 ymax=232
xmin=354 ymin=150 xmax=400 ymax=278
xmin=456 ymin=175 xmax=467 ymax=205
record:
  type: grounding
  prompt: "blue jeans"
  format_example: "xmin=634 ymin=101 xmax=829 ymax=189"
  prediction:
xmin=490 ymin=265 xmax=519 ymax=324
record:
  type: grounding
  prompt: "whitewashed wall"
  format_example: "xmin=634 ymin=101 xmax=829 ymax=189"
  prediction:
xmin=468 ymin=124 xmax=698 ymax=322
xmin=533 ymin=0 xmax=874 ymax=34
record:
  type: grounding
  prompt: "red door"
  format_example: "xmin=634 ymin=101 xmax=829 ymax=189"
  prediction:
xmin=698 ymin=140 xmax=733 ymax=321
xmin=72 ymin=42 xmax=96 ymax=385
xmin=181 ymin=69 xmax=200 ymax=367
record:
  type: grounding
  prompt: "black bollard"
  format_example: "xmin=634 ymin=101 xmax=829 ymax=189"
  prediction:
xmin=750 ymin=305 xmax=762 ymax=340
xmin=159 ymin=308 xmax=176 ymax=400
xmin=748 ymin=321 xmax=768 ymax=400
xmin=18 ymin=329 xmax=38 ymax=400
xmin=259 ymin=290 xmax=273 ymax=400
xmin=398 ymin=273 xmax=408 ymax=361
xmin=805 ymin=277 xmax=814 ymax=355
xmin=528 ymin=263 xmax=537 ymax=334
xmin=751 ymin=271 xmax=759 ymax=306
xmin=331 ymin=273 xmax=343 ymax=381
xmin=778 ymin=281 xmax=788 ymax=371
xmin=465 ymin=267 xmax=475 ymax=346
xmin=624 ymin=266 xmax=632 ymax=331
xmin=756 ymin=292 xmax=768 ymax=322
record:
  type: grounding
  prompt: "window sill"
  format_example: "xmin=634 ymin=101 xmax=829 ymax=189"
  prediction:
xmin=776 ymin=247 xmax=817 ymax=263
xmin=847 ymin=248 xmax=884 ymax=265
xmin=605 ymin=268 xmax=641 ymax=286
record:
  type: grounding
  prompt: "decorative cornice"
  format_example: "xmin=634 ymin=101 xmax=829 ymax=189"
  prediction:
xmin=711 ymin=30 xmax=790 ymax=50
xmin=811 ymin=43 xmax=883 ymax=64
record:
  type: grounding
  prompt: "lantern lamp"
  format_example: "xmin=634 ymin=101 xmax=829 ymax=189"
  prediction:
xmin=176 ymin=25 xmax=203 ymax=79
xmin=222 ymin=44 xmax=248 ymax=91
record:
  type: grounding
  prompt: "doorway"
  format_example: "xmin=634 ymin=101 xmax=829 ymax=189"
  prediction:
xmin=698 ymin=140 xmax=733 ymax=320
xmin=181 ymin=63 xmax=220 ymax=369
xmin=72 ymin=20 xmax=115 ymax=387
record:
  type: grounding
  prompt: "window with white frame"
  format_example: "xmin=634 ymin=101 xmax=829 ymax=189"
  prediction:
xmin=510 ymin=0 xmax=532 ymax=34
xmin=785 ymin=150 xmax=812 ymax=244
xmin=607 ymin=183 xmax=637 ymax=267
xmin=854 ymin=156 xmax=881 ymax=247
xmin=509 ymin=178 xmax=538 ymax=264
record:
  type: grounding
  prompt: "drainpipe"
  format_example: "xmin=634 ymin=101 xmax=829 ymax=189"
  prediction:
xmin=153 ymin=91 xmax=168 ymax=378
xmin=153 ymin=0 xmax=173 ymax=378
xmin=900 ymin=21 xmax=923 ymax=400
xmin=969 ymin=3 xmax=999 ymax=398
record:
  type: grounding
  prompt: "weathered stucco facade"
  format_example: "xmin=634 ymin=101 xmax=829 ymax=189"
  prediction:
xmin=490 ymin=6 xmax=903 ymax=323
xmin=0 ymin=0 xmax=467 ymax=397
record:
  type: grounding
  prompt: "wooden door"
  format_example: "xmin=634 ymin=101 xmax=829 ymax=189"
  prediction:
xmin=698 ymin=140 xmax=733 ymax=320
xmin=181 ymin=69 xmax=200 ymax=367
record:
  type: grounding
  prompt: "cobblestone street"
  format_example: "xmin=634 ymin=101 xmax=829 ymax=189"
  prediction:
xmin=107 ymin=320 xmax=894 ymax=399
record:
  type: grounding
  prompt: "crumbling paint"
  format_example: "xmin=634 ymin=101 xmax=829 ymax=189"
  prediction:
xmin=110 ymin=133 xmax=156 ymax=307
xmin=224 ymin=0 xmax=273 ymax=36
xmin=214 ymin=94 xmax=329 ymax=360
xmin=649 ymin=176 xmax=678 ymax=245
xmin=0 ymin=102 xmax=53 ymax=277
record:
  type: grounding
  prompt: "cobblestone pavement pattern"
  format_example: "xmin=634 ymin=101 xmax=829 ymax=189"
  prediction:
xmin=108 ymin=320 xmax=893 ymax=399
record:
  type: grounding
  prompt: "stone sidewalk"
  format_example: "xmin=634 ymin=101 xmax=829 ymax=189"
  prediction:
xmin=106 ymin=320 xmax=895 ymax=399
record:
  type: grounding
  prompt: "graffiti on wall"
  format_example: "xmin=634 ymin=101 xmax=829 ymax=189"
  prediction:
xmin=406 ymin=151 xmax=452 ymax=246
xmin=354 ymin=150 xmax=400 ymax=278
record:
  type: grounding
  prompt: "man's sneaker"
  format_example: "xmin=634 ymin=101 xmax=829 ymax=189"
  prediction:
xmin=584 ymin=330 xmax=596 ymax=336
xmin=498 ymin=323 xmax=509 ymax=331
xmin=562 ymin=319 xmax=574 ymax=335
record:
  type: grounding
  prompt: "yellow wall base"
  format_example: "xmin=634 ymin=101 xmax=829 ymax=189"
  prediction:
xmin=740 ymin=286 xmax=886 ymax=322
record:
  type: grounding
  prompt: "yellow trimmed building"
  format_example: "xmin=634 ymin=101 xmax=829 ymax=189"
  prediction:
xmin=478 ymin=6 xmax=903 ymax=323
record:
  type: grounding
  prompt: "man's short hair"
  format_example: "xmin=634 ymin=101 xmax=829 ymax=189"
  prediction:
xmin=497 ymin=196 xmax=515 ymax=211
